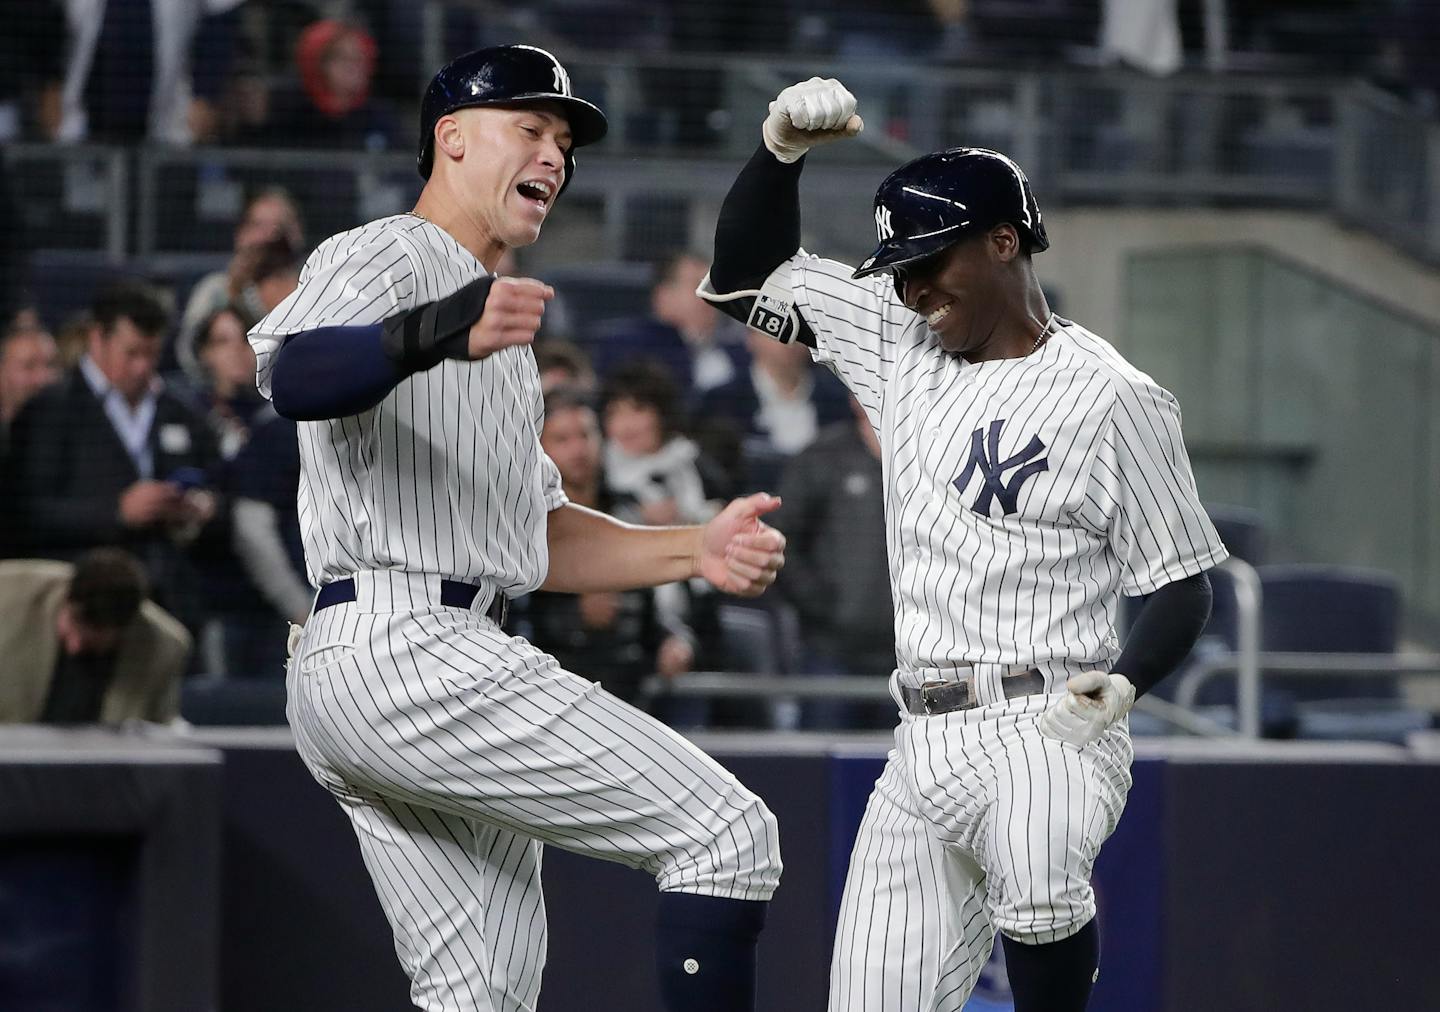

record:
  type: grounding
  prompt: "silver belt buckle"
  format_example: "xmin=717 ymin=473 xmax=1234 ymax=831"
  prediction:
xmin=920 ymin=676 xmax=976 ymax=714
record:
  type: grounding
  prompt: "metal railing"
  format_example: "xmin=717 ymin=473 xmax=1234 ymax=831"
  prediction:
xmin=7 ymin=61 xmax=1437 ymax=264
xmin=1176 ymin=653 xmax=1440 ymax=707
xmin=638 ymin=557 xmax=1440 ymax=741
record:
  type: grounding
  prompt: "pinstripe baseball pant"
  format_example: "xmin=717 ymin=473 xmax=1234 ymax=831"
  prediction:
xmin=829 ymin=671 xmax=1133 ymax=1012
xmin=287 ymin=573 xmax=782 ymax=1012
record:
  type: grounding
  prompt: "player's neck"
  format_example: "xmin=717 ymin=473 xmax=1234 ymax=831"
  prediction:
xmin=962 ymin=288 xmax=1052 ymax=364
xmin=410 ymin=192 xmax=506 ymax=271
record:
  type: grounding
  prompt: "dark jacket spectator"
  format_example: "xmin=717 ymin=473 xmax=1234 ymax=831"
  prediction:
xmin=224 ymin=408 xmax=310 ymax=677
xmin=696 ymin=328 xmax=854 ymax=491
xmin=0 ymin=551 xmax=190 ymax=724
xmin=770 ymin=402 xmax=895 ymax=678
xmin=3 ymin=283 xmax=225 ymax=636
xmin=586 ymin=252 xmax=747 ymax=402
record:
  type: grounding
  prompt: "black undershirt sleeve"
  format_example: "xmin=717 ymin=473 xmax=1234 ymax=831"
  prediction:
xmin=711 ymin=144 xmax=805 ymax=292
xmin=1114 ymin=570 xmax=1214 ymax=697
xmin=710 ymin=144 xmax=814 ymax=345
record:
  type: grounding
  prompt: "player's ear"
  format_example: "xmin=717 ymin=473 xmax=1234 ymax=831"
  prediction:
xmin=435 ymin=114 xmax=465 ymax=164
xmin=990 ymin=224 xmax=1021 ymax=264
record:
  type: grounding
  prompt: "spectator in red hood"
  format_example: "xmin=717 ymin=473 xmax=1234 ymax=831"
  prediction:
xmin=266 ymin=20 xmax=399 ymax=150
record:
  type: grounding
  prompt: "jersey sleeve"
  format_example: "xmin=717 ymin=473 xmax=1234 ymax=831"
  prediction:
xmin=539 ymin=449 xmax=569 ymax=511
xmin=1090 ymin=376 xmax=1229 ymax=596
xmin=247 ymin=231 xmax=419 ymax=399
xmin=699 ymin=251 xmax=916 ymax=426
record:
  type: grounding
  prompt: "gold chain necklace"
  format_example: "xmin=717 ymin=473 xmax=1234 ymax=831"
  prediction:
xmin=1031 ymin=313 xmax=1057 ymax=354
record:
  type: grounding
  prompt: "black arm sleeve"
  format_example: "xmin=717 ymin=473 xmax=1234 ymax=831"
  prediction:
xmin=1114 ymin=570 xmax=1214 ymax=697
xmin=710 ymin=144 xmax=806 ymax=296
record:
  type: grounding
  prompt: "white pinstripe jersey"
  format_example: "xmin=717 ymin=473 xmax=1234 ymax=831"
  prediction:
xmin=774 ymin=253 xmax=1227 ymax=673
xmin=247 ymin=215 xmax=565 ymax=593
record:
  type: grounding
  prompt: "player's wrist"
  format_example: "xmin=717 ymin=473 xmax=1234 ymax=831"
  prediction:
xmin=688 ymin=525 xmax=706 ymax=581
xmin=761 ymin=116 xmax=808 ymax=164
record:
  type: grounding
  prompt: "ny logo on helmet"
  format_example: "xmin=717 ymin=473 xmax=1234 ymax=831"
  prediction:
xmin=875 ymin=205 xmax=893 ymax=242
xmin=953 ymin=420 xmax=1048 ymax=517
xmin=552 ymin=63 xmax=571 ymax=96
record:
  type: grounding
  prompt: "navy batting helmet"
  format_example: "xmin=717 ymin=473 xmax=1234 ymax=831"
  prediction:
xmin=852 ymin=148 xmax=1048 ymax=282
xmin=417 ymin=45 xmax=608 ymax=185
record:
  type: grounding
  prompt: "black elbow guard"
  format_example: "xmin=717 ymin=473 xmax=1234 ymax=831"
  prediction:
xmin=380 ymin=275 xmax=494 ymax=371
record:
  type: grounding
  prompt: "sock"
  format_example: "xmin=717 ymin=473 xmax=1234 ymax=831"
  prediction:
xmin=1001 ymin=919 xmax=1100 ymax=1012
xmin=655 ymin=892 xmax=768 ymax=1012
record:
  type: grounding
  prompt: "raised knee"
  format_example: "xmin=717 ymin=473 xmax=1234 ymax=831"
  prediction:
xmin=992 ymin=884 xmax=1095 ymax=945
xmin=661 ymin=794 xmax=782 ymax=899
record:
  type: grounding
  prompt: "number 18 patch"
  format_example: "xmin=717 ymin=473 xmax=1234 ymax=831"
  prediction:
xmin=746 ymin=292 xmax=798 ymax=344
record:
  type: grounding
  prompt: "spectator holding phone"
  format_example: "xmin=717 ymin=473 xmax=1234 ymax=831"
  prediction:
xmin=3 ymin=282 xmax=224 ymax=638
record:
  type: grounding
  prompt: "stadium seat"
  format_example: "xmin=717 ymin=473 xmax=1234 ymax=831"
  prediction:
xmin=1259 ymin=564 xmax=1397 ymax=666
xmin=1257 ymin=564 xmax=1430 ymax=742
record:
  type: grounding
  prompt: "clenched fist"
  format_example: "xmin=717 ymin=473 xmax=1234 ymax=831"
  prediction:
xmin=763 ymin=77 xmax=864 ymax=164
xmin=1037 ymin=671 xmax=1135 ymax=748
xmin=468 ymin=277 xmax=553 ymax=359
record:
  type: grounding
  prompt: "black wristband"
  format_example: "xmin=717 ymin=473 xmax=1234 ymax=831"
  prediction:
xmin=380 ymin=275 xmax=494 ymax=371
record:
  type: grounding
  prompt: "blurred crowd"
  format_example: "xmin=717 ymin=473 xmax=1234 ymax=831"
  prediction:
xmin=0 ymin=182 xmax=899 ymax=731
xmin=3 ymin=0 xmax=1438 ymax=735
xmin=1 ymin=1 xmax=1440 ymax=150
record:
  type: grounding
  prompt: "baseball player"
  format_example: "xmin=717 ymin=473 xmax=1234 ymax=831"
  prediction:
xmin=701 ymin=78 xmax=1227 ymax=1011
xmin=246 ymin=46 xmax=784 ymax=1012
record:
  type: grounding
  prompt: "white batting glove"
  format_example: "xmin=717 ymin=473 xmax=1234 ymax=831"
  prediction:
xmin=762 ymin=77 xmax=864 ymax=164
xmin=1037 ymin=671 xmax=1136 ymax=748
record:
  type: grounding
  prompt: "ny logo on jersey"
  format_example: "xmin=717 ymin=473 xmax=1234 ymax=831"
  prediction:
xmin=875 ymin=204 xmax=893 ymax=242
xmin=953 ymin=420 xmax=1049 ymax=517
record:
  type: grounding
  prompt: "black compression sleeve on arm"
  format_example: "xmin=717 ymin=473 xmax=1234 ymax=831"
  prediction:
xmin=1114 ymin=571 xmax=1214 ymax=697
xmin=710 ymin=143 xmax=805 ymax=294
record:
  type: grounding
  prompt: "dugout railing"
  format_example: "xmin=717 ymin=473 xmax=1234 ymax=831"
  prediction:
xmin=642 ymin=557 xmax=1440 ymax=741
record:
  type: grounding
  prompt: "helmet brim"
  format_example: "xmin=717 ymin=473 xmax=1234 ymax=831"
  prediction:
xmin=852 ymin=227 xmax=965 ymax=280
xmin=419 ymin=93 xmax=609 ymax=178
xmin=492 ymin=93 xmax=609 ymax=148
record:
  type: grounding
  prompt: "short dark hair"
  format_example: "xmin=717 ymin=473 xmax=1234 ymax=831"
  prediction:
xmin=600 ymin=360 xmax=682 ymax=441
xmin=67 ymin=548 xmax=148 ymax=629
xmin=650 ymin=250 xmax=707 ymax=289
xmin=534 ymin=340 xmax=592 ymax=381
xmin=243 ymin=186 xmax=304 ymax=241
xmin=91 ymin=282 xmax=171 ymax=339
xmin=196 ymin=305 xmax=253 ymax=351
xmin=543 ymin=384 xmax=596 ymax=420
